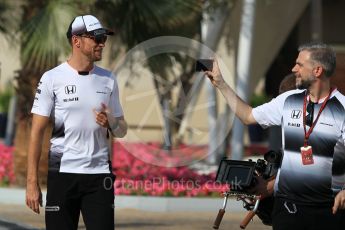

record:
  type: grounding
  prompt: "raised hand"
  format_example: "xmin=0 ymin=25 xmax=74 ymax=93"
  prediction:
xmin=204 ymin=58 xmax=227 ymax=89
xmin=93 ymin=103 xmax=118 ymax=130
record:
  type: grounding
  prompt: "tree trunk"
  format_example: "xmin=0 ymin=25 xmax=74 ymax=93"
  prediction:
xmin=13 ymin=117 xmax=51 ymax=186
xmin=162 ymin=96 xmax=172 ymax=150
xmin=13 ymin=69 xmax=51 ymax=186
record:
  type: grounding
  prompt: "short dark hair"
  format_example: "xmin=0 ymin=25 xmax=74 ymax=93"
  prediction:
xmin=279 ymin=73 xmax=296 ymax=94
xmin=66 ymin=19 xmax=74 ymax=45
xmin=298 ymin=42 xmax=336 ymax=77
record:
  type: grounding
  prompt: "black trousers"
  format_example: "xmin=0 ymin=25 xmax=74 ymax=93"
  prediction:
xmin=45 ymin=172 xmax=115 ymax=230
xmin=272 ymin=197 xmax=345 ymax=230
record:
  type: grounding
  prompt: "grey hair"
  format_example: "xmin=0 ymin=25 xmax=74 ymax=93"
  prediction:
xmin=298 ymin=42 xmax=336 ymax=77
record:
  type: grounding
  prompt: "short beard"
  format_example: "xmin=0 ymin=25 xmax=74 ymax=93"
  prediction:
xmin=296 ymin=75 xmax=316 ymax=90
xmin=296 ymin=81 xmax=310 ymax=90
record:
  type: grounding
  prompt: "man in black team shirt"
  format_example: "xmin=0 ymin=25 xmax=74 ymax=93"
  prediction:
xmin=205 ymin=42 xmax=345 ymax=230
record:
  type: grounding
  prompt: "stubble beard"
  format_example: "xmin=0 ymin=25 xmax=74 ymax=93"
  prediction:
xmin=296 ymin=74 xmax=316 ymax=90
xmin=91 ymin=47 xmax=102 ymax=62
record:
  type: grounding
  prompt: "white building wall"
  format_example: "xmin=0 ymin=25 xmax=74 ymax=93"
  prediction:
xmin=0 ymin=36 xmax=20 ymax=90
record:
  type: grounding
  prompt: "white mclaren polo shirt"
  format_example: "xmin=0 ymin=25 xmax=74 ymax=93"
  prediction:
xmin=253 ymin=89 xmax=345 ymax=205
xmin=32 ymin=62 xmax=123 ymax=174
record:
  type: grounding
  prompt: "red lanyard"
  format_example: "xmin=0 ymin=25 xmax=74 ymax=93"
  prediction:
xmin=302 ymin=88 xmax=334 ymax=146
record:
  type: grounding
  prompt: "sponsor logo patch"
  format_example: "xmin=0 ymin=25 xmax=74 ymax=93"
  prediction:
xmin=45 ymin=206 xmax=60 ymax=212
xmin=63 ymin=97 xmax=79 ymax=102
xmin=319 ymin=122 xmax=333 ymax=127
xmin=291 ymin=110 xmax=302 ymax=119
xmin=65 ymin=85 xmax=76 ymax=94
xmin=288 ymin=122 xmax=300 ymax=127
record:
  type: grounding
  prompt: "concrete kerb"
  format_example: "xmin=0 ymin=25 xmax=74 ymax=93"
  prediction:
xmin=0 ymin=187 xmax=46 ymax=206
xmin=0 ymin=187 xmax=244 ymax=212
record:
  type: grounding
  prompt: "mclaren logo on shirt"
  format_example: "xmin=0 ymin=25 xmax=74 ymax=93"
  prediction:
xmin=65 ymin=85 xmax=76 ymax=94
xmin=291 ymin=110 xmax=302 ymax=119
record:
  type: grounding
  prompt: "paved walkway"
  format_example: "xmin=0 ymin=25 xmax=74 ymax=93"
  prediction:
xmin=0 ymin=188 xmax=271 ymax=230
xmin=0 ymin=218 xmax=36 ymax=230
xmin=0 ymin=204 xmax=271 ymax=230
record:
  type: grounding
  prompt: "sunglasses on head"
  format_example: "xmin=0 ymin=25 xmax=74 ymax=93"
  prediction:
xmin=79 ymin=33 xmax=108 ymax=44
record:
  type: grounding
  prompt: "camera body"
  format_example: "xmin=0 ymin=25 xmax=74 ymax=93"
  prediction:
xmin=215 ymin=150 xmax=282 ymax=192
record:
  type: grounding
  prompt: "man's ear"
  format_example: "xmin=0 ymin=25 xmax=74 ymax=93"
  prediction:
xmin=72 ymin=35 xmax=80 ymax=48
xmin=313 ymin=65 xmax=323 ymax=78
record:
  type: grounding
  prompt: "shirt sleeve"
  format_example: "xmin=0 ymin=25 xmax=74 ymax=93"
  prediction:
xmin=252 ymin=90 xmax=299 ymax=128
xmin=31 ymin=73 xmax=54 ymax=117
xmin=109 ymin=74 xmax=123 ymax=118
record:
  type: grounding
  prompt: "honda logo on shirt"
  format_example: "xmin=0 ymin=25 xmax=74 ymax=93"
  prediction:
xmin=65 ymin=85 xmax=76 ymax=94
xmin=291 ymin=110 xmax=301 ymax=119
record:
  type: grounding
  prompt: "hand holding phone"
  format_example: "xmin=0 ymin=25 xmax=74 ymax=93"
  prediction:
xmin=195 ymin=59 xmax=213 ymax=72
xmin=201 ymin=58 xmax=226 ymax=89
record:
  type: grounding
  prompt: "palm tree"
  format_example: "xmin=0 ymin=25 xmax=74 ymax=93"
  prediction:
xmin=95 ymin=0 xmax=203 ymax=149
xmin=14 ymin=0 xmax=82 ymax=185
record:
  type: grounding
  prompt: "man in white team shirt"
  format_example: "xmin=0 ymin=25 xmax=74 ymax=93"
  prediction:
xmin=26 ymin=15 xmax=127 ymax=230
xmin=205 ymin=43 xmax=345 ymax=230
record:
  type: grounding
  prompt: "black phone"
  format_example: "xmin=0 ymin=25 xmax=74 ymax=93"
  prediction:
xmin=195 ymin=59 xmax=213 ymax=72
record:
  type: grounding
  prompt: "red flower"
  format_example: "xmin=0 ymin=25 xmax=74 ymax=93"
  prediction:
xmin=0 ymin=144 xmax=16 ymax=185
xmin=111 ymin=141 xmax=226 ymax=197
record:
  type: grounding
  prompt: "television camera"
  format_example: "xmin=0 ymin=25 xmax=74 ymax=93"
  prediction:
xmin=212 ymin=150 xmax=282 ymax=229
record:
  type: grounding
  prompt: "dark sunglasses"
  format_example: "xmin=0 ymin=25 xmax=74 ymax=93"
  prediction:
xmin=306 ymin=102 xmax=314 ymax=127
xmin=79 ymin=34 xmax=108 ymax=44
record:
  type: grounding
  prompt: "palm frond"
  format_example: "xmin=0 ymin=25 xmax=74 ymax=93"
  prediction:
xmin=0 ymin=0 xmax=21 ymax=40
xmin=20 ymin=0 xmax=80 ymax=72
xmin=95 ymin=0 xmax=202 ymax=49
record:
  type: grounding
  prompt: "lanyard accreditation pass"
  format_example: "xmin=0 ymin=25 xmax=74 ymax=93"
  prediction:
xmin=300 ymin=88 xmax=334 ymax=165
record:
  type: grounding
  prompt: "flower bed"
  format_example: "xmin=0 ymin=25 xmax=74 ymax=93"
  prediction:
xmin=112 ymin=141 xmax=228 ymax=197
xmin=0 ymin=143 xmax=15 ymax=186
xmin=0 ymin=141 xmax=229 ymax=197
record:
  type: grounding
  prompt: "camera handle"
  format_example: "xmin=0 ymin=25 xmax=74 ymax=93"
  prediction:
xmin=239 ymin=196 xmax=261 ymax=229
xmin=212 ymin=193 xmax=229 ymax=229
xmin=213 ymin=192 xmax=258 ymax=229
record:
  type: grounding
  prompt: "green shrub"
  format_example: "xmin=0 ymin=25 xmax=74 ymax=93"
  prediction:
xmin=0 ymin=89 xmax=12 ymax=113
xmin=250 ymin=93 xmax=269 ymax=108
